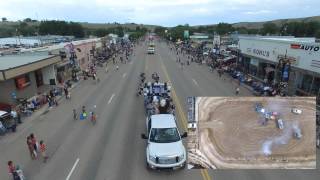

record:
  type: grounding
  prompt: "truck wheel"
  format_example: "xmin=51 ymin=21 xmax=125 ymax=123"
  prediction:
xmin=146 ymin=160 xmax=151 ymax=170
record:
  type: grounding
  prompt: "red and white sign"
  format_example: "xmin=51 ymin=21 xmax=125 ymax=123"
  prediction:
xmin=291 ymin=44 xmax=320 ymax=52
xmin=290 ymin=44 xmax=300 ymax=49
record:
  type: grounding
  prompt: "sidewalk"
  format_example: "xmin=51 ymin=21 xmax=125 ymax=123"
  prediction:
xmin=227 ymin=75 xmax=256 ymax=95
xmin=0 ymin=79 xmax=83 ymax=143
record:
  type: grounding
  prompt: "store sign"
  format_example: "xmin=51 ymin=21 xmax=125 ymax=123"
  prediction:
xmin=15 ymin=75 xmax=31 ymax=90
xmin=291 ymin=44 xmax=320 ymax=52
xmin=252 ymin=49 xmax=270 ymax=57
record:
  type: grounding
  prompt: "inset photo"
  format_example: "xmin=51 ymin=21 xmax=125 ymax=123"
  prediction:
xmin=187 ymin=97 xmax=316 ymax=169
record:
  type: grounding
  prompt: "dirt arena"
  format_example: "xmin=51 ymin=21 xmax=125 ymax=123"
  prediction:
xmin=194 ymin=97 xmax=316 ymax=169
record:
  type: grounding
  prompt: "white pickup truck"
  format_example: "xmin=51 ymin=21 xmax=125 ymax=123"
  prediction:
xmin=147 ymin=46 xmax=155 ymax=54
xmin=141 ymin=114 xmax=187 ymax=169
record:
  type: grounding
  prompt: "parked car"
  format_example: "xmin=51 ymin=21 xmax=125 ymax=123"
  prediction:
xmin=291 ymin=108 xmax=302 ymax=115
xmin=293 ymin=125 xmax=302 ymax=139
xmin=277 ymin=119 xmax=284 ymax=130
xmin=0 ymin=110 xmax=16 ymax=133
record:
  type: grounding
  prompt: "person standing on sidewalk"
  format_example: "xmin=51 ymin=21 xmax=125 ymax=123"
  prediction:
xmin=105 ymin=64 xmax=109 ymax=73
xmin=39 ymin=140 xmax=49 ymax=163
xmin=235 ymin=87 xmax=240 ymax=95
xmin=64 ymin=86 xmax=69 ymax=99
xmin=7 ymin=161 xmax=24 ymax=180
xmin=30 ymin=133 xmax=38 ymax=153
xmin=27 ymin=136 xmax=36 ymax=159
xmin=8 ymin=161 xmax=19 ymax=180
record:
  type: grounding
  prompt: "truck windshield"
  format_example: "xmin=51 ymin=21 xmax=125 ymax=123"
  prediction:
xmin=149 ymin=128 xmax=180 ymax=143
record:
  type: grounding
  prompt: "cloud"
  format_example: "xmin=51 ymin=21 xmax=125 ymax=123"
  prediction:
xmin=192 ymin=8 xmax=210 ymax=14
xmin=244 ymin=10 xmax=275 ymax=15
xmin=0 ymin=0 xmax=319 ymax=26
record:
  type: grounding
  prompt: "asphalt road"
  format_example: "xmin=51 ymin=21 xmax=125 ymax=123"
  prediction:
xmin=0 ymin=40 xmax=318 ymax=180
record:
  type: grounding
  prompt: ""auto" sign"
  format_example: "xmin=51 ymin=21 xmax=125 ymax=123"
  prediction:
xmin=291 ymin=44 xmax=320 ymax=52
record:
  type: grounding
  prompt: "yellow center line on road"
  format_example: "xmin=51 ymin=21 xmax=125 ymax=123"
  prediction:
xmin=201 ymin=169 xmax=208 ymax=180
xmin=159 ymin=56 xmax=211 ymax=180
xmin=145 ymin=53 xmax=148 ymax=72
xmin=159 ymin=59 xmax=187 ymax=130
xmin=201 ymin=169 xmax=212 ymax=180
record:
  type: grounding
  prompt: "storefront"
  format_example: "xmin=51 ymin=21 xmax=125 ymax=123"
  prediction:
xmin=0 ymin=52 xmax=60 ymax=105
xmin=239 ymin=36 xmax=320 ymax=96
xmin=64 ymin=39 xmax=99 ymax=72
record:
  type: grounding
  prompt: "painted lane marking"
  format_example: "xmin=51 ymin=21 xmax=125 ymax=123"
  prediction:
xmin=192 ymin=78 xmax=199 ymax=87
xmin=108 ymin=93 xmax=115 ymax=104
xmin=160 ymin=55 xmax=212 ymax=180
xmin=66 ymin=158 xmax=80 ymax=180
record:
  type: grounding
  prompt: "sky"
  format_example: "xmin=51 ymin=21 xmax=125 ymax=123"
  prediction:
xmin=0 ymin=0 xmax=319 ymax=26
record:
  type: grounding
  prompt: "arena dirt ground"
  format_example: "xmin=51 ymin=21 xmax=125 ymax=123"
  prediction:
xmin=190 ymin=97 xmax=316 ymax=169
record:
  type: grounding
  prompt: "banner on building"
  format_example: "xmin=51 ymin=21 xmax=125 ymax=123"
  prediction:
xmin=64 ymin=43 xmax=75 ymax=53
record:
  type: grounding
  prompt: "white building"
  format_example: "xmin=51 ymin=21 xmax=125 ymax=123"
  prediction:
xmin=238 ymin=36 xmax=320 ymax=97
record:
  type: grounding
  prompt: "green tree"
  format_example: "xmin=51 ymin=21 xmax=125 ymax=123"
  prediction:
xmin=305 ymin=21 xmax=320 ymax=37
xmin=23 ymin=18 xmax=32 ymax=22
xmin=286 ymin=22 xmax=305 ymax=37
xmin=315 ymin=29 xmax=320 ymax=39
xmin=94 ymin=28 xmax=110 ymax=37
xmin=1 ymin=17 xmax=7 ymax=22
xmin=247 ymin=28 xmax=259 ymax=34
xmin=235 ymin=27 xmax=248 ymax=34
xmin=154 ymin=26 xmax=167 ymax=37
xmin=0 ymin=26 xmax=15 ymax=37
xmin=38 ymin=20 xmax=84 ymax=37
xmin=69 ymin=22 xmax=85 ymax=38
xmin=16 ymin=22 xmax=37 ymax=36
xmin=216 ymin=23 xmax=234 ymax=35
xmin=261 ymin=22 xmax=279 ymax=35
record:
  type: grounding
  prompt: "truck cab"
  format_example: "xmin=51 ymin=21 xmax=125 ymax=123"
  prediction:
xmin=147 ymin=44 xmax=155 ymax=54
xmin=141 ymin=114 xmax=187 ymax=169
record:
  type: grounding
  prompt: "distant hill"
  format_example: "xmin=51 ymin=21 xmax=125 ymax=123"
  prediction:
xmin=80 ymin=22 xmax=156 ymax=31
xmin=0 ymin=21 xmax=156 ymax=31
xmin=232 ymin=15 xmax=320 ymax=29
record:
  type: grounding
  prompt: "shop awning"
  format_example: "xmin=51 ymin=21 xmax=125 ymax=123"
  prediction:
xmin=56 ymin=60 xmax=70 ymax=68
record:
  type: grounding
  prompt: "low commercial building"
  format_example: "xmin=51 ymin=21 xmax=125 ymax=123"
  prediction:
xmin=0 ymin=38 xmax=101 ymax=105
xmin=0 ymin=52 xmax=60 ymax=105
xmin=238 ymin=36 xmax=320 ymax=98
xmin=190 ymin=33 xmax=210 ymax=44
xmin=34 ymin=38 xmax=101 ymax=83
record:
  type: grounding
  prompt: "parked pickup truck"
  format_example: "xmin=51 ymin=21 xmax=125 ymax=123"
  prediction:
xmin=141 ymin=114 xmax=187 ymax=169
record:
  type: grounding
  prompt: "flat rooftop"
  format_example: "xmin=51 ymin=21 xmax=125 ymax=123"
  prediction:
xmin=261 ymin=37 xmax=316 ymax=43
xmin=239 ymin=36 xmax=317 ymax=43
xmin=0 ymin=51 xmax=55 ymax=70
